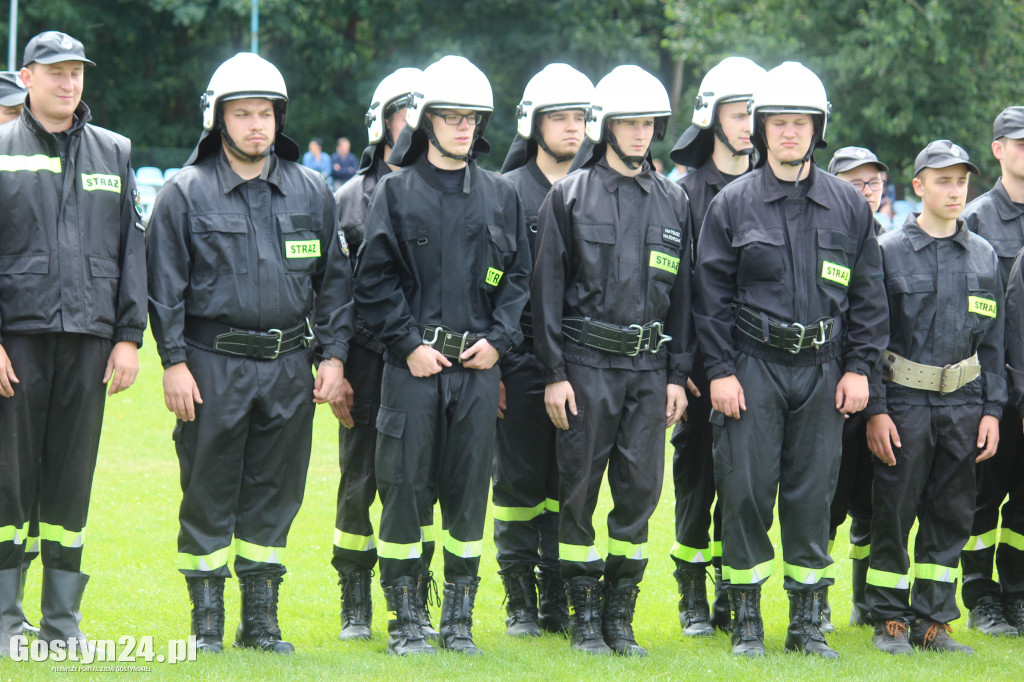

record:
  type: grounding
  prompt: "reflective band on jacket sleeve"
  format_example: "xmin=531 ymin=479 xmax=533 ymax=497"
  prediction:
xmin=0 ymin=154 xmax=61 ymax=173
xmin=333 ymin=529 xmax=376 ymax=552
xmin=177 ymin=546 xmax=231 ymax=572
xmin=39 ymin=522 xmax=84 ymax=548
xmin=234 ymin=538 xmax=284 ymax=564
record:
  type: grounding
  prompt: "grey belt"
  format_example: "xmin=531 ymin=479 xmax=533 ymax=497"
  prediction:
xmin=883 ymin=350 xmax=980 ymax=395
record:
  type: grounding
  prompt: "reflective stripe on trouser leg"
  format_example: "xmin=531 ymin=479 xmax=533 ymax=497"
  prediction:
xmin=670 ymin=361 xmax=715 ymax=569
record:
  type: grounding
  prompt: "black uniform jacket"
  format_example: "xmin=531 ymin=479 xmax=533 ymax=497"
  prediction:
xmin=1003 ymin=249 xmax=1024 ymax=414
xmin=963 ymin=178 xmax=1024 ymax=288
xmin=679 ymin=160 xmax=745 ymax=252
xmin=0 ymin=99 xmax=146 ymax=345
xmin=147 ymin=149 xmax=353 ymax=368
xmin=531 ymin=157 xmax=694 ymax=386
xmin=353 ymin=155 xmax=532 ymax=366
xmin=694 ymin=162 xmax=887 ymax=381
xmin=867 ymin=215 xmax=1005 ymax=417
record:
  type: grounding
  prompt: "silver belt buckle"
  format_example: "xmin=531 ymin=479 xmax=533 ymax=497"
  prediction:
xmin=267 ymin=328 xmax=283 ymax=359
xmin=458 ymin=330 xmax=470 ymax=364
xmin=812 ymin=320 xmax=827 ymax=349
xmin=302 ymin=317 xmax=315 ymax=345
xmin=788 ymin=322 xmax=807 ymax=355
xmin=650 ymin=321 xmax=671 ymax=354
xmin=626 ymin=324 xmax=644 ymax=357
xmin=940 ymin=362 xmax=963 ymax=396
xmin=422 ymin=326 xmax=442 ymax=346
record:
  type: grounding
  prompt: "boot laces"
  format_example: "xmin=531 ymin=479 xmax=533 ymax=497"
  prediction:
xmin=884 ymin=619 xmax=908 ymax=638
xmin=923 ymin=621 xmax=951 ymax=647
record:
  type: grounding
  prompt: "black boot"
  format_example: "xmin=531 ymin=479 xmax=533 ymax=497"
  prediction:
xmin=818 ymin=585 xmax=835 ymax=633
xmin=872 ymin=618 xmax=913 ymax=655
xmin=784 ymin=589 xmax=837 ymax=659
xmin=439 ymin=576 xmax=483 ymax=654
xmin=565 ymin=577 xmax=612 ymax=655
xmin=967 ymin=595 xmax=1016 ymax=635
xmin=536 ymin=567 xmax=570 ymax=634
xmin=728 ymin=587 xmax=765 ymax=658
xmin=602 ymin=578 xmax=646 ymax=656
xmin=499 ymin=566 xmax=541 ymax=637
xmin=1000 ymin=594 xmax=1024 ymax=634
xmin=338 ymin=569 xmax=373 ymax=641
xmin=186 ymin=576 xmax=224 ymax=653
xmin=709 ymin=564 xmax=731 ymax=632
xmin=673 ymin=566 xmax=712 ymax=636
xmin=909 ymin=618 xmax=974 ymax=653
xmin=18 ymin=565 xmax=38 ymax=638
xmin=416 ymin=570 xmax=440 ymax=642
xmin=849 ymin=557 xmax=873 ymax=626
xmin=0 ymin=568 xmax=25 ymax=658
xmin=234 ymin=574 xmax=294 ymax=654
xmin=383 ymin=576 xmax=435 ymax=656
xmin=38 ymin=568 xmax=91 ymax=653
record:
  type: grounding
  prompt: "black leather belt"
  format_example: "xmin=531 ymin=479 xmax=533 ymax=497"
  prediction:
xmin=562 ymin=317 xmax=670 ymax=356
xmin=184 ymin=316 xmax=312 ymax=360
xmin=422 ymin=325 xmax=486 ymax=361
xmin=732 ymin=304 xmax=837 ymax=354
xmin=520 ymin=310 xmax=534 ymax=341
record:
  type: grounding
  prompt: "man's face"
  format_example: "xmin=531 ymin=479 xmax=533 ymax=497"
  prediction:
xmin=763 ymin=113 xmax=814 ymax=166
xmin=426 ymin=108 xmax=479 ymax=158
xmin=994 ymin=136 xmax=1024 ymax=184
xmin=608 ymin=116 xmax=655 ymax=158
xmin=717 ymin=100 xmax=752 ymax=154
xmin=309 ymin=139 xmax=321 ymax=154
xmin=913 ymin=165 xmax=970 ymax=222
xmin=222 ymin=98 xmax=275 ymax=159
xmin=337 ymin=138 xmax=350 ymax=155
xmin=20 ymin=61 xmax=83 ymax=126
xmin=0 ymin=104 xmax=22 ymax=124
xmin=837 ymin=164 xmax=885 ymax=213
xmin=537 ymin=108 xmax=585 ymax=160
xmin=385 ymin=108 xmax=407 ymax=146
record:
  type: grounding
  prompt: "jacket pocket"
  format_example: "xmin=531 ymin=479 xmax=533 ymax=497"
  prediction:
xmin=374 ymin=405 xmax=407 ymax=486
xmin=278 ymin=213 xmax=321 ymax=274
xmin=816 ymin=229 xmax=853 ymax=291
xmin=0 ymin=253 xmax=49 ymax=275
xmin=965 ymin=271 xmax=998 ymax=335
xmin=887 ymin=273 xmax=936 ymax=331
xmin=480 ymin=223 xmax=517 ymax=291
xmin=189 ymin=214 xmax=249 ymax=275
xmin=647 ymin=224 xmax=682 ymax=285
xmin=732 ymin=227 xmax=785 ymax=284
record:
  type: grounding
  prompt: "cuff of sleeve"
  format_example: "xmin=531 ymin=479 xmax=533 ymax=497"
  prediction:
xmin=669 ymin=371 xmax=688 ymax=386
xmin=844 ymin=360 xmax=871 ymax=377
xmin=160 ymin=348 xmax=188 ymax=369
xmin=706 ymin=362 xmax=736 ymax=382
xmin=318 ymin=342 xmax=349 ymax=365
xmin=392 ymin=332 xmax=423 ymax=363
xmin=485 ymin=331 xmax=513 ymax=358
xmin=115 ymin=327 xmax=144 ymax=347
xmin=863 ymin=397 xmax=887 ymax=418
xmin=542 ymin=366 xmax=568 ymax=384
xmin=984 ymin=402 xmax=1005 ymax=419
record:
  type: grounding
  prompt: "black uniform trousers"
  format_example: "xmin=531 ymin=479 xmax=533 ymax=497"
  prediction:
xmin=557 ymin=363 xmax=665 ymax=583
xmin=493 ymin=349 xmax=559 ymax=573
xmin=375 ymin=362 xmax=499 ymax=585
xmin=867 ymin=403 xmax=978 ymax=624
xmin=830 ymin=414 xmax=874 ymax=564
xmin=670 ymin=356 xmax=722 ymax=569
xmin=0 ymin=333 xmax=110 ymax=572
xmin=713 ymin=352 xmax=844 ymax=591
xmin=962 ymin=404 xmax=1024 ymax=606
xmin=175 ymin=345 xmax=315 ymax=579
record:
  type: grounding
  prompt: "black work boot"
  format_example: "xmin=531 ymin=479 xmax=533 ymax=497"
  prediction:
xmin=673 ymin=566 xmax=712 ymax=636
xmin=438 ymin=576 xmax=483 ymax=654
xmin=499 ymin=566 xmax=541 ymax=637
xmin=18 ymin=565 xmax=38 ymax=638
xmin=710 ymin=564 xmax=731 ymax=632
xmin=728 ymin=587 xmax=765 ymax=658
xmin=565 ymin=577 xmax=612 ymax=654
xmin=602 ymin=578 xmax=646 ymax=656
xmin=416 ymin=570 xmax=440 ymax=643
xmin=234 ymin=574 xmax=294 ymax=654
xmin=338 ymin=569 xmax=373 ymax=641
xmin=818 ymin=585 xmax=835 ymax=633
xmin=383 ymin=576 xmax=435 ymax=656
xmin=872 ymin=618 xmax=913 ymax=655
xmin=784 ymin=588 xmax=837 ymax=659
xmin=0 ymin=567 xmax=25 ymax=658
xmin=38 ymin=568 xmax=92 ymax=654
xmin=849 ymin=557 xmax=873 ymax=626
xmin=967 ymin=595 xmax=1016 ymax=636
xmin=186 ymin=576 xmax=225 ymax=653
xmin=1002 ymin=595 xmax=1024 ymax=633
xmin=536 ymin=567 xmax=570 ymax=634
xmin=909 ymin=618 xmax=974 ymax=653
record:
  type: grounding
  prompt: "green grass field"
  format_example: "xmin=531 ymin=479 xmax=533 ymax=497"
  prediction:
xmin=2 ymin=332 xmax=1022 ymax=680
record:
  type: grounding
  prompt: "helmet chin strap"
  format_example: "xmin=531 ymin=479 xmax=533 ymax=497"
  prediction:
xmin=219 ymin=115 xmax=273 ymax=164
xmin=773 ymin=134 xmax=817 ymax=185
xmin=423 ymin=116 xmax=474 ymax=162
xmin=713 ymin=119 xmax=754 ymax=157
xmin=606 ymin=130 xmax=646 ymax=170
xmin=535 ymin=133 xmax=575 ymax=163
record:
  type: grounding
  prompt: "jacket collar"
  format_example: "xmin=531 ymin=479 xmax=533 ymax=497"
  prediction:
xmin=760 ymin=161 xmax=830 ymax=207
xmin=991 ymin=178 xmax=1024 ymax=222
xmin=20 ymin=97 xmax=90 ymax=141
xmin=594 ymin=155 xmax=654 ymax=194
xmin=902 ymin=212 xmax=971 ymax=251
xmin=215 ymin=148 xmax=286 ymax=196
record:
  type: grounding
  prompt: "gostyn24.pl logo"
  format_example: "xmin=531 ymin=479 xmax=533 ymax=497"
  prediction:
xmin=8 ymin=635 xmax=198 ymax=664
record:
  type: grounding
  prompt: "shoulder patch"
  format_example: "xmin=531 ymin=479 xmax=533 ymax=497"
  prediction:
xmin=663 ymin=227 xmax=682 ymax=246
xmin=132 ymin=188 xmax=143 ymax=217
xmin=338 ymin=229 xmax=350 ymax=257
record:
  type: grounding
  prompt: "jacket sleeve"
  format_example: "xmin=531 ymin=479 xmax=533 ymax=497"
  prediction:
xmin=531 ymin=186 xmax=572 ymax=384
xmin=114 ymin=150 xmax=147 ymax=346
xmin=842 ymin=200 xmax=888 ymax=377
xmin=665 ymin=191 xmax=694 ymax=386
xmin=693 ymin=191 xmax=739 ymax=380
xmin=146 ymin=182 xmax=191 ymax=368
xmin=484 ymin=188 xmax=530 ymax=355
xmin=313 ymin=183 xmax=353 ymax=363
xmin=863 ymin=245 xmax=890 ymax=418
xmin=979 ymin=248 xmax=1007 ymax=418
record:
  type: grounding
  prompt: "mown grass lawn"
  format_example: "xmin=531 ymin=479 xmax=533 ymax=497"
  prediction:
xmin=2 ymin=332 xmax=1022 ymax=680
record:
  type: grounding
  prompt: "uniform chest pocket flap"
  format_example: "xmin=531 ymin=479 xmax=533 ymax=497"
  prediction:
xmin=817 ymin=229 xmax=852 ymax=289
xmin=732 ymin=227 xmax=785 ymax=282
xmin=482 ymin=224 xmax=517 ymax=290
xmin=966 ymin=272 xmax=998 ymax=320
xmin=189 ymin=214 xmax=250 ymax=275
xmin=887 ymin=273 xmax=936 ymax=330
xmin=277 ymin=213 xmax=321 ymax=272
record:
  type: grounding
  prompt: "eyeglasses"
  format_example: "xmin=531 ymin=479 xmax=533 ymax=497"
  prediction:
xmin=434 ymin=112 xmax=483 ymax=126
xmin=849 ymin=179 xmax=885 ymax=191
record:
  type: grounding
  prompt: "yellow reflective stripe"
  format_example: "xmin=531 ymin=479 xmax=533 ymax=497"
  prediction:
xmin=827 ymin=538 xmax=835 ymax=554
xmin=608 ymin=538 xmax=647 ymax=560
xmin=559 ymin=542 xmax=601 ymax=563
xmin=964 ymin=529 xmax=998 ymax=551
xmin=670 ymin=541 xmax=710 ymax=564
xmin=25 ymin=536 xmax=39 ymax=554
xmin=866 ymin=567 xmax=909 ymax=589
xmin=849 ymin=543 xmax=871 ymax=560
xmin=1001 ymin=528 xmax=1024 ymax=552
xmin=0 ymin=154 xmax=61 ymax=173
xmin=176 ymin=546 xmax=231 ymax=572
xmin=285 ymin=240 xmax=321 ymax=258
xmin=485 ymin=267 xmax=503 ymax=286
xmin=545 ymin=498 xmax=559 ymax=513
xmin=492 ymin=501 xmax=545 ymax=522
xmin=377 ymin=539 xmax=421 ymax=561
xmin=81 ymin=173 xmax=121 ymax=193
xmin=441 ymin=529 xmax=482 ymax=558
xmin=421 ymin=524 xmax=436 ymax=544
xmin=0 ymin=522 xmax=30 ymax=544
xmin=821 ymin=261 xmax=850 ymax=286
xmin=39 ymin=522 xmax=84 ymax=548
xmin=914 ymin=562 xmax=956 ymax=583
xmin=649 ymin=250 xmax=680 ymax=274
xmin=968 ymin=296 xmax=997 ymax=318
xmin=333 ymin=529 xmax=375 ymax=552
xmin=234 ymin=538 xmax=285 ymax=564
xmin=724 ymin=559 xmax=773 ymax=585
xmin=783 ymin=561 xmax=833 ymax=585
xmin=711 ymin=541 xmax=722 ymax=559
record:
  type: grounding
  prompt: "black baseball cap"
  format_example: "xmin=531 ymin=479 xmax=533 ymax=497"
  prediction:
xmin=827 ymin=146 xmax=888 ymax=174
xmin=993 ymin=106 xmax=1024 ymax=141
xmin=0 ymin=71 xmax=26 ymax=107
xmin=913 ymin=140 xmax=979 ymax=177
xmin=22 ymin=31 xmax=94 ymax=67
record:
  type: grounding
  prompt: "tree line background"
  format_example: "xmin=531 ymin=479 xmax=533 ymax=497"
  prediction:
xmin=8 ymin=0 xmax=1024 ymax=194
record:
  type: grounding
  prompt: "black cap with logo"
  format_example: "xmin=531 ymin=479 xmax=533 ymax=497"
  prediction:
xmin=993 ymin=107 xmax=1024 ymax=142
xmin=827 ymin=146 xmax=888 ymax=174
xmin=913 ymin=140 xmax=979 ymax=177
xmin=22 ymin=31 xmax=94 ymax=67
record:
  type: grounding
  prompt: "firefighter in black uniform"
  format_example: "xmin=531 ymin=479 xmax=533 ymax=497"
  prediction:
xmin=694 ymin=62 xmax=887 ymax=659
xmin=961 ymin=106 xmax=1024 ymax=636
xmin=354 ymin=55 xmax=531 ymax=656
xmin=0 ymin=31 xmax=146 ymax=656
xmin=330 ymin=66 xmax=423 ymax=642
xmin=493 ymin=63 xmax=593 ymax=638
xmin=824 ymin=145 xmax=889 ymax=631
xmin=147 ymin=53 xmax=353 ymax=655
xmin=533 ymin=65 xmax=693 ymax=657
xmin=866 ymin=140 xmax=1003 ymax=654
xmin=666 ymin=55 xmax=765 ymax=637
